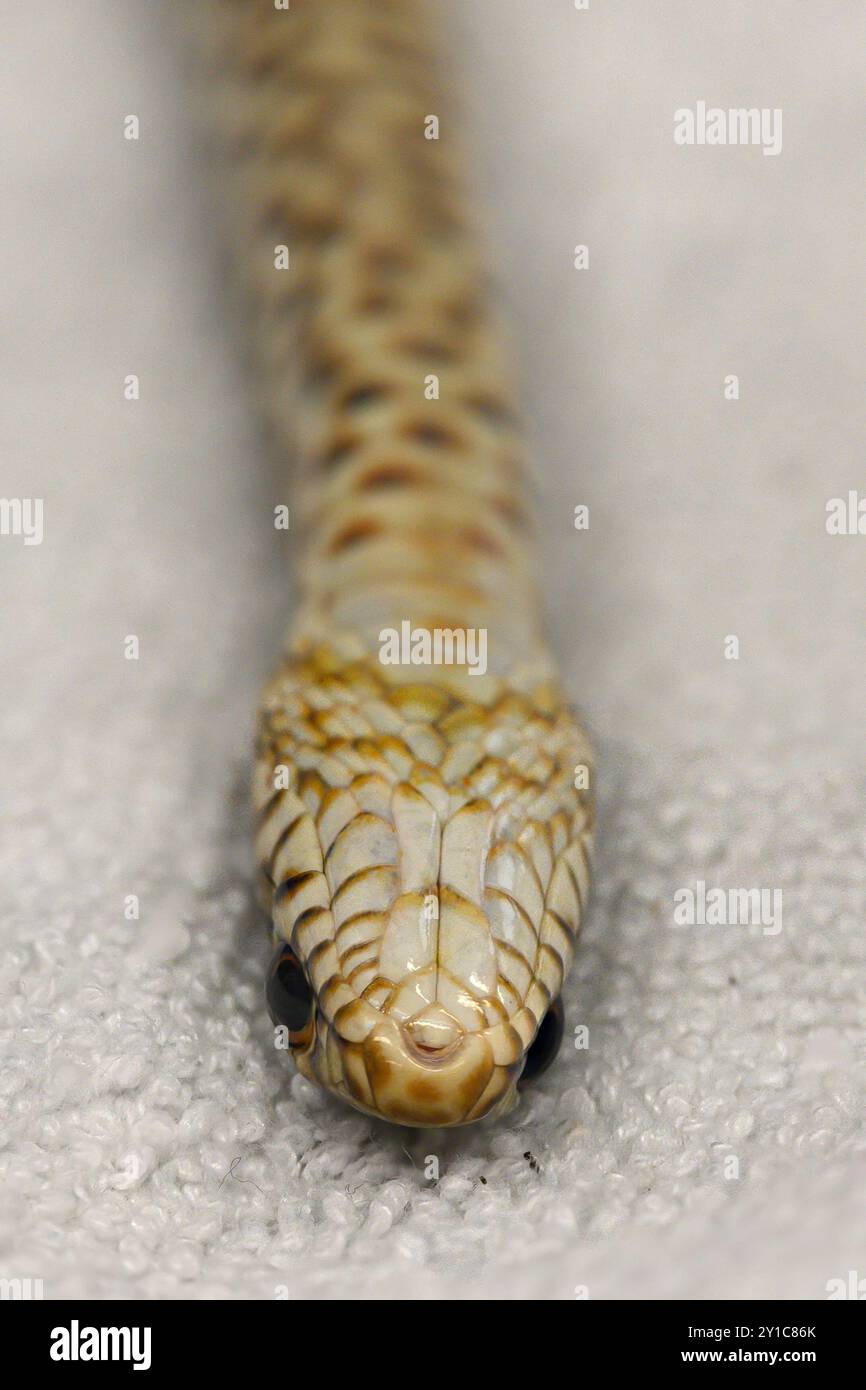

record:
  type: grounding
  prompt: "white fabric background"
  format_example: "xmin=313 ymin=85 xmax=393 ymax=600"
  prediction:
xmin=1 ymin=1 xmax=863 ymax=1299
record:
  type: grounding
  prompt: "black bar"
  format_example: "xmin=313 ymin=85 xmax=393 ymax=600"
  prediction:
xmin=5 ymin=1298 xmax=860 ymax=1374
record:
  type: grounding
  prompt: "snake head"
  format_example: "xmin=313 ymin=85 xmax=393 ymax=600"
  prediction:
xmin=255 ymin=652 xmax=593 ymax=1126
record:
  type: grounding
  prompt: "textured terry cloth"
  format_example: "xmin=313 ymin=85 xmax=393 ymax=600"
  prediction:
xmin=0 ymin=1 xmax=863 ymax=1300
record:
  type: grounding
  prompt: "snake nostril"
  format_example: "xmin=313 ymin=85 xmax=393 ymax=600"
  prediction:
xmin=404 ymin=1014 xmax=462 ymax=1060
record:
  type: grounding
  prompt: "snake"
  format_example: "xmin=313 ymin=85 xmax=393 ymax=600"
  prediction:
xmin=197 ymin=0 xmax=594 ymax=1126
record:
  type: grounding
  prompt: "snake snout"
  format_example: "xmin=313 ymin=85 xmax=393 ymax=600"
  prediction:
xmin=345 ymin=1015 xmax=517 ymax=1126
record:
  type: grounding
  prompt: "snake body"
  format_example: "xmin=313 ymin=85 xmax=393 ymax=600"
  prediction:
xmin=201 ymin=0 xmax=594 ymax=1125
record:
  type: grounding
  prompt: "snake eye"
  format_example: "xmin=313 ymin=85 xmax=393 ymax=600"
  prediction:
xmin=520 ymin=996 xmax=564 ymax=1085
xmin=266 ymin=943 xmax=314 ymax=1046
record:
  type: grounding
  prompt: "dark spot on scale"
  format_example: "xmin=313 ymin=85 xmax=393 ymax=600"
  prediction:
xmin=273 ymin=870 xmax=318 ymax=903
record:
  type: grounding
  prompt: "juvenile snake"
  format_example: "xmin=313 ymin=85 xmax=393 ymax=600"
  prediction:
xmin=198 ymin=0 xmax=594 ymax=1126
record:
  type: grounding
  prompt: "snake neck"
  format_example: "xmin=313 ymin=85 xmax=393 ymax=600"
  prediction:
xmin=201 ymin=0 xmax=545 ymax=677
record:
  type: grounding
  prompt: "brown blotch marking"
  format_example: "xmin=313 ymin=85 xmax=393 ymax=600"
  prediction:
xmin=466 ymin=394 xmax=512 ymax=427
xmin=357 ymin=290 xmax=395 ymax=316
xmin=442 ymin=297 xmax=481 ymax=330
xmin=270 ymin=278 xmax=310 ymax=313
xmin=408 ymin=1077 xmax=440 ymax=1105
xmin=403 ymin=420 xmax=461 ymax=450
xmin=461 ymin=525 xmax=504 ymax=558
xmin=241 ymin=47 xmax=281 ymax=81
xmin=302 ymin=354 xmax=339 ymax=394
xmin=319 ymin=432 xmax=362 ymax=470
xmin=296 ymin=209 xmax=342 ymax=246
xmin=365 ymin=244 xmax=413 ymax=275
xmin=259 ymin=193 xmax=293 ymax=235
xmin=399 ymin=337 xmax=458 ymax=364
xmin=418 ymin=202 xmax=466 ymax=241
xmin=340 ymin=382 xmax=390 ymax=412
xmin=494 ymin=496 xmax=528 ymax=530
xmin=267 ymin=124 xmax=318 ymax=159
xmin=368 ymin=31 xmax=427 ymax=66
xmin=359 ymin=464 xmax=420 ymax=492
